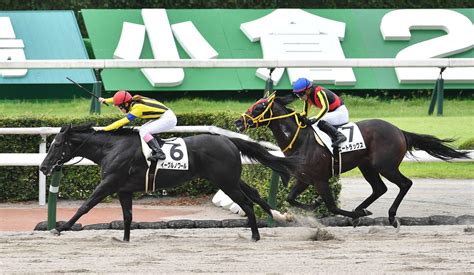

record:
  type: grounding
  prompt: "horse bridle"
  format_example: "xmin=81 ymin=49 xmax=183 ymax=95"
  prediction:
xmin=50 ymin=131 xmax=96 ymax=171
xmin=240 ymin=93 xmax=307 ymax=153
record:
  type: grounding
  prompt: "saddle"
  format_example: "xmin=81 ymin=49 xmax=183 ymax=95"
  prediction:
xmin=139 ymin=136 xmax=189 ymax=192
xmin=311 ymin=122 xmax=366 ymax=177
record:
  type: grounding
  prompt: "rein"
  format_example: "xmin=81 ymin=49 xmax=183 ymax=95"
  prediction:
xmin=241 ymin=94 xmax=307 ymax=153
xmin=52 ymin=131 xmax=96 ymax=169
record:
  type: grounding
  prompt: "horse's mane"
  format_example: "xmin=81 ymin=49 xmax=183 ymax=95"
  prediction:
xmin=274 ymin=95 xmax=297 ymax=113
xmin=64 ymin=124 xmax=138 ymax=136
xmin=104 ymin=127 xmax=138 ymax=136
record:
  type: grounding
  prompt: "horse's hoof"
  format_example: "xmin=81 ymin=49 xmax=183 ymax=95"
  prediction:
xmin=363 ymin=209 xmax=373 ymax=216
xmin=391 ymin=217 xmax=401 ymax=232
xmin=270 ymin=209 xmax=287 ymax=223
xmin=50 ymin=228 xmax=60 ymax=236
xmin=111 ymin=237 xmax=128 ymax=243
xmin=251 ymin=235 xmax=260 ymax=242
xmin=352 ymin=218 xmax=360 ymax=228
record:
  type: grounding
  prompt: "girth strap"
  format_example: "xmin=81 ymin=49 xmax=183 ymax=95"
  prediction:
xmin=332 ymin=147 xmax=342 ymax=177
xmin=145 ymin=160 xmax=159 ymax=192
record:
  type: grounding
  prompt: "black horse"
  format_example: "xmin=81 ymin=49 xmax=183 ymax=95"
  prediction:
xmin=39 ymin=124 xmax=297 ymax=241
xmin=235 ymin=93 xmax=470 ymax=228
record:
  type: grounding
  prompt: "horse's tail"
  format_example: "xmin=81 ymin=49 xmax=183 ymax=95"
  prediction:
xmin=402 ymin=131 xmax=470 ymax=161
xmin=228 ymin=137 xmax=300 ymax=186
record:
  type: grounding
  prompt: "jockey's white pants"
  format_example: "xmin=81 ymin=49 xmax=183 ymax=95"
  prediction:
xmin=139 ymin=109 xmax=177 ymax=140
xmin=318 ymin=105 xmax=349 ymax=126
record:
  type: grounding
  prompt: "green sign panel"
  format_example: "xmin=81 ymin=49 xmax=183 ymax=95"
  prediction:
xmin=82 ymin=9 xmax=474 ymax=92
xmin=0 ymin=11 xmax=96 ymax=98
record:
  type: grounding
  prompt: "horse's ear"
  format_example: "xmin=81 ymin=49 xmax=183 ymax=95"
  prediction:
xmin=60 ymin=124 xmax=72 ymax=133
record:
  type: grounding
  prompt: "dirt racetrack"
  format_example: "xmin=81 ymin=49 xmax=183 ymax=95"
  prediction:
xmin=1 ymin=225 xmax=472 ymax=273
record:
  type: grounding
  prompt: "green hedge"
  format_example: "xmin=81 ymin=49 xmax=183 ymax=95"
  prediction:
xmin=0 ymin=114 xmax=341 ymax=217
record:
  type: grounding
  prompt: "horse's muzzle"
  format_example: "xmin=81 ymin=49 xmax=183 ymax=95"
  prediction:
xmin=39 ymin=163 xmax=61 ymax=176
xmin=39 ymin=165 xmax=51 ymax=176
xmin=234 ymin=119 xmax=245 ymax=132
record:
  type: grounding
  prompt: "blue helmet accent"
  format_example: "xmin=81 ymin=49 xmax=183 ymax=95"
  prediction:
xmin=292 ymin=78 xmax=312 ymax=93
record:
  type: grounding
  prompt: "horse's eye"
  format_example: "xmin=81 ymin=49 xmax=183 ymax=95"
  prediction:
xmin=254 ymin=104 xmax=264 ymax=113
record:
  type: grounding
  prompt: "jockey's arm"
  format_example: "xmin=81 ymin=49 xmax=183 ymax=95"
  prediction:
xmin=311 ymin=91 xmax=330 ymax=122
xmin=301 ymin=100 xmax=309 ymax=117
xmin=100 ymin=97 xmax=114 ymax=105
xmin=103 ymin=113 xmax=138 ymax=131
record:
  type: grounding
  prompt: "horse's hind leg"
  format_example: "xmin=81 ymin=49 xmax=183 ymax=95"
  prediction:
xmin=314 ymin=179 xmax=370 ymax=219
xmin=352 ymin=164 xmax=388 ymax=226
xmin=239 ymin=179 xmax=272 ymax=215
xmin=118 ymin=192 xmax=133 ymax=242
xmin=239 ymin=179 xmax=289 ymax=223
xmin=287 ymin=180 xmax=322 ymax=211
xmin=379 ymin=168 xmax=413 ymax=228
xmin=221 ymin=185 xmax=260 ymax=241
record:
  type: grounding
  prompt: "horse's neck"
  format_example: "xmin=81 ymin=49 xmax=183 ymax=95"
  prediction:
xmin=73 ymin=132 xmax=110 ymax=163
xmin=268 ymin=119 xmax=312 ymax=154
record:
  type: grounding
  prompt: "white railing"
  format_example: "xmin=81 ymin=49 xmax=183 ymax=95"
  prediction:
xmin=0 ymin=58 xmax=473 ymax=69
xmin=1 ymin=127 xmax=472 ymax=205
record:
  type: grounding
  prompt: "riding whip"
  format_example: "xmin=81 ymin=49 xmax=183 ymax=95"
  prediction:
xmin=66 ymin=77 xmax=108 ymax=106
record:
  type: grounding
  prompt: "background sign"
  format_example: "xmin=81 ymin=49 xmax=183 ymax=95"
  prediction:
xmin=0 ymin=11 xmax=96 ymax=98
xmin=82 ymin=9 xmax=474 ymax=92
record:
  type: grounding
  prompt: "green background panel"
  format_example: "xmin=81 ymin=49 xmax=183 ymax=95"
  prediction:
xmin=0 ymin=11 xmax=96 ymax=99
xmin=82 ymin=9 xmax=474 ymax=92
xmin=0 ymin=11 xmax=95 ymax=85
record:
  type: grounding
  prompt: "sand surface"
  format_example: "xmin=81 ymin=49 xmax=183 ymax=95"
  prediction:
xmin=0 ymin=225 xmax=472 ymax=273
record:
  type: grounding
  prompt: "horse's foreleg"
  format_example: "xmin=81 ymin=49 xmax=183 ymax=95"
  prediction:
xmin=52 ymin=183 xmax=114 ymax=235
xmin=287 ymin=180 xmax=322 ymax=211
xmin=118 ymin=192 xmax=133 ymax=242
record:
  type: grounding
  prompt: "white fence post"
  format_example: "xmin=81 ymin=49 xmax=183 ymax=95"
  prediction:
xmin=38 ymin=135 xmax=47 ymax=206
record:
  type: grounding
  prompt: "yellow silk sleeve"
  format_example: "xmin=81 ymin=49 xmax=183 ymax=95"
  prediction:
xmin=301 ymin=100 xmax=309 ymax=117
xmin=103 ymin=117 xmax=130 ymax=131
xmin=312 ymin=91 xmax=330 ymax=122
xmin=104 ymin=97 xmax=114 ymax=105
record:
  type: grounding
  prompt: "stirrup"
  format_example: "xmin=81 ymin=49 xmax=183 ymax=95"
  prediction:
xmin=148 ymin=150 xmax=166 ymax=161
xmin=332 ymin=135 xmax=347 ymax=147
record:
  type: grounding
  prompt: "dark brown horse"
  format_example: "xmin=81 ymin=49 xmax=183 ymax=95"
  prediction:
xmin=235 ymin=93 xmax=470 ymax=228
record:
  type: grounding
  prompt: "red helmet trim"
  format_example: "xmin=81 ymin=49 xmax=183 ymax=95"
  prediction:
xmin=113 ymin=90 xmax=132 ymax=106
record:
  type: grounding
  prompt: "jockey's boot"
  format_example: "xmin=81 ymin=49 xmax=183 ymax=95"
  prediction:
xmin=318 ymin=120 xmax=347 ymax=147
xmin=146 ymin=137 xmax=166 ymax=161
